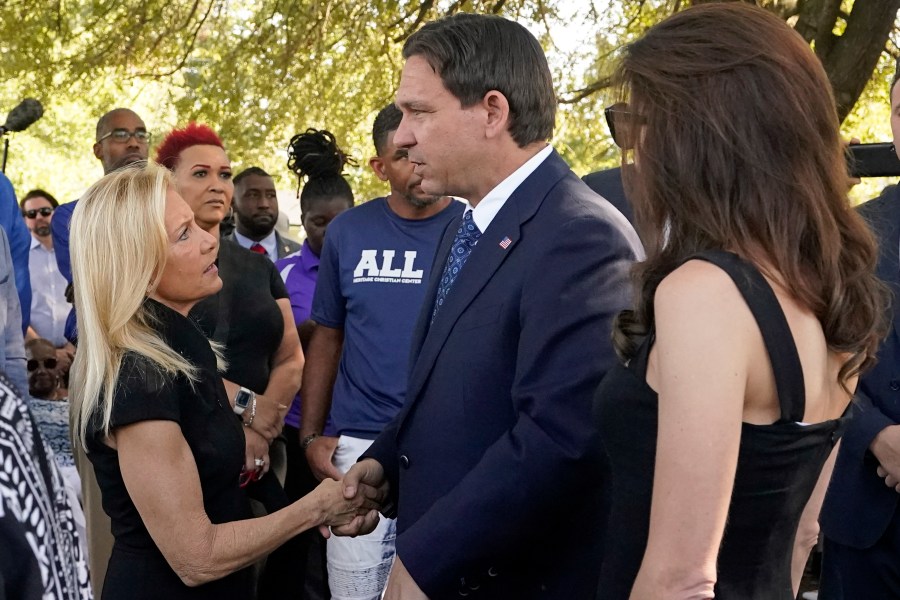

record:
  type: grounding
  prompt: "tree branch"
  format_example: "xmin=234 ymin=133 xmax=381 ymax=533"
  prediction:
xmin=559 ymin=75 xmax=613 ymax=104
xmin=393 ymin=0 xmax=435 ymax=43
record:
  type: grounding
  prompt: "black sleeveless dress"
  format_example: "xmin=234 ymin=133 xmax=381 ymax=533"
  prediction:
xmin=594 ymin=251 xmax=844 ymax=599
xmin=87 ymin=300 xmax=253 ymax=599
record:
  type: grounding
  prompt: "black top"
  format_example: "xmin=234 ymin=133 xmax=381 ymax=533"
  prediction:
xmin=594 ymin=251 xmax=844 ymax=599
xmin=190 ymin=240 xmax=288 ymax=394
xmin=86 ymin=299 xmax=252 ymax=599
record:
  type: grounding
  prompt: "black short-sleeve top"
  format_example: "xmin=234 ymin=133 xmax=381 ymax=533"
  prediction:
xmin=190 ymin=240 xmax=288 ymax=393
xmin=86 ymin=299 xmax=251 ymax=552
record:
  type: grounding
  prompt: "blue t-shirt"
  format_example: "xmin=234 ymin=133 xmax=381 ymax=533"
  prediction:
xmin=312 ymin=197 xmax=464 ymax=438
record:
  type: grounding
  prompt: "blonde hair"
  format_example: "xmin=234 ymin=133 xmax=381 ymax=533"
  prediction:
xmin=70 ymin=162 xmax=201 ymax=448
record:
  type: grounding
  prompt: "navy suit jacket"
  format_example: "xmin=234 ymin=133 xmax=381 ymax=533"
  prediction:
xmin=582 ymin=166 xmax=634 ymax=226
xmin=364 ymin=150 xmax=643 ymax=599
xmin=821 ymin=184 xmax=900 ymax=548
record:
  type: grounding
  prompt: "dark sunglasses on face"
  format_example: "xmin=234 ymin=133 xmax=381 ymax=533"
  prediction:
xmin=27 ymin=358 xmax=57 ymax=371
xmin=97 ymin=129 xmax=152 ymax=144
xmin=605 ymin=102 xmax=646 ymax=150
xmin=23 ymin=207 xmax=53 ymax=219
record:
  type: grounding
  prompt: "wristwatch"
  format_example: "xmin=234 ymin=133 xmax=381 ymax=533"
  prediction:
xmin=233 ymin=387 xmax=255 ymax=416
xmin=300 ymin=433 xmax=320 ymax=450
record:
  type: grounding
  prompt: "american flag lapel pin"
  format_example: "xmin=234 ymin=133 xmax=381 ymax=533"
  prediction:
xmin=499 ymin=236 xmax=512 ymax=249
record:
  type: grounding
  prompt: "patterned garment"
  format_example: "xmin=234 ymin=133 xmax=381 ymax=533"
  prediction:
xmin=29 ymin=397 xmax=75 ymax=468
xmin=0 ymin=375 xmax=91 ymax=599
xmin=432 ymin=209 xmax=481 ymax=321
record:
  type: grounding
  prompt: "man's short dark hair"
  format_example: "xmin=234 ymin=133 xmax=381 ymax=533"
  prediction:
xmin=233 ymin=166 xmax=271 ymax=187
xmin=21 ymin=189 xmax=59 ymax=210
xmin=403 ymin=13 xmax=556 ymax=147
xmin=373 ymin=104 xmax=402 ymax=156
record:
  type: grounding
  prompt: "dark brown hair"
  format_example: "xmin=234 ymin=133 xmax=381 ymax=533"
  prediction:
xmin=403 ymin=13 xmax=556 ymax=147
xmin=614 ymin=2 xmax=888 ymax=388
xmin=21 ymin=189 xmax=59 ymax=210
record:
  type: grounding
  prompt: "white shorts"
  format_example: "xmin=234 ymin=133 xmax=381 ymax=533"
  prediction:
xmin=327 ymin=435 xmax=396 ymax=600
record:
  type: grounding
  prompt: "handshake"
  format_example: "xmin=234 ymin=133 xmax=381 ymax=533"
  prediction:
xmin=312 ymin=458 xmax=390 ymax=539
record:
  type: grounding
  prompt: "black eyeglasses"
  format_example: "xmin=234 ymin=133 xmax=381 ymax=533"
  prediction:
xmin=27 ymin=358 xmax=57 ymax=371
xmin=97 ymin=129 xmax=152 ymax=144
xmin=605 ymin=103 xmax=646 ymax=150
xmin=22 ymin=207 xmax=53 ymax=219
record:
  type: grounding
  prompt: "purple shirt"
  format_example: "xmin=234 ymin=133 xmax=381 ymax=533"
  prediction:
xmin=276 ymin=240 xmax=334 ymax=432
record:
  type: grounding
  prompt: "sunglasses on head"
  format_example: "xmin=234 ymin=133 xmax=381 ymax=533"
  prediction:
xmin=27 ymin=358 xmax=57 ymax=371
xmin=23 ymin=207 xmax=53 ymax=219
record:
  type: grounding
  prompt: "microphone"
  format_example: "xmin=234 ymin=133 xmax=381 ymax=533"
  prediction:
xmin=0 ymin=99 xmax=44 ymax=135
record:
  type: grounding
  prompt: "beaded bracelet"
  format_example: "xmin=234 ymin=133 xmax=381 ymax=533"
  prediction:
xmin=243 ymin=394 xmax=257 ymax=428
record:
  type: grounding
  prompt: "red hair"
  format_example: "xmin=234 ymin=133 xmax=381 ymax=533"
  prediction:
xmin=155 ymin=122 xmax=225 ymax=169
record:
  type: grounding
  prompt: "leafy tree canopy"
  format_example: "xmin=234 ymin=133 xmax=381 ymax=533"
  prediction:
xmin=1 ymin=0 xmax=897 ymax=214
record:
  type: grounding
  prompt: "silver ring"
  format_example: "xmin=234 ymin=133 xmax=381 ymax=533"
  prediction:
xmin=254 ymin=458 xmax=265 ymax=467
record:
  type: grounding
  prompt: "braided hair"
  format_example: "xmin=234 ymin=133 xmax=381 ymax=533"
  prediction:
xmin=286 ymin=129 xmax=355 ymax=212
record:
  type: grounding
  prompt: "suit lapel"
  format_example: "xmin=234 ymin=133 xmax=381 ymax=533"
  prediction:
xmin=274 ymin=231 xmax=288 ymax=259
xmin=407 ymin=217 xmax=458 ymax=368
xmin=405 ymin=150 xmax=571 ymax=404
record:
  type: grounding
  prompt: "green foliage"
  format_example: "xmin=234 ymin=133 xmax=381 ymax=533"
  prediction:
xmin=0 ymin=0 xmax=897 ymax=222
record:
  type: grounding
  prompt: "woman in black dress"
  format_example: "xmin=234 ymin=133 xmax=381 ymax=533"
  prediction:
xmin=594 ymin=4 xmax=888 ymax=599
xmin=69 ymin=164 xmax=381 ymax=599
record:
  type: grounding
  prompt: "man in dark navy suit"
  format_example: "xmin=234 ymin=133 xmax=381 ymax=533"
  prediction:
xmin=336 ymin=13 xmax=643 ymax=600
xmin=818 ymin=69 xmax=900 ymax=600
xmin=819 ymin=180 xmax=900 ymax=598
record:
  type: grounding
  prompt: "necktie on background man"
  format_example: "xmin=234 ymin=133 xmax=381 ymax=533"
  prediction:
xmin=250 ymin=243 xmax=268 ymax=256
xmin=432 ymin=210 xmax=481 ymax=321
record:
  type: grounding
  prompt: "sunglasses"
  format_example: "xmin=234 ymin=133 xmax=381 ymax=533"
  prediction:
xmin=27 ymin=358 xmax=57 ymax=371
xmin=97 ymin=129 xmax=152 ymax=144
xmin=605 ymin=103 xmax=646 ymax=150
xmin=23 ymin=207 xmax=53 ymax=219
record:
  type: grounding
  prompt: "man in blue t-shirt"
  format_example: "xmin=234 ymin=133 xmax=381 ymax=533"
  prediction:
xmin=300 ymin=104 xmax=463 ymax=600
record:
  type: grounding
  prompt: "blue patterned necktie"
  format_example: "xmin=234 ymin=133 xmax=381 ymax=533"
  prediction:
xmin=432 ymin=210 xmax=481 ymax=320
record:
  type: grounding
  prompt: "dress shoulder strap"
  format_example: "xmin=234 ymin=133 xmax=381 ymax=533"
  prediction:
xmin=689 ymin=250 xmax=806 ymax=423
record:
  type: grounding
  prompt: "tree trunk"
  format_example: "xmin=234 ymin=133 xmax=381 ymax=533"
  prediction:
xmin=814 ymin=0 xmax=900 ymax=121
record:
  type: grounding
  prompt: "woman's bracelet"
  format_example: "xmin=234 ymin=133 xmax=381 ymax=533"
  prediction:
xmin=243 ymin=394 xmax=257 ymax=428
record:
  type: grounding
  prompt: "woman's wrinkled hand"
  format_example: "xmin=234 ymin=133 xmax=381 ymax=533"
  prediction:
xmin=311 ymin=477 xmax=383 ymax=535
xmin=243 ymin=427 xmax=270 ymax=476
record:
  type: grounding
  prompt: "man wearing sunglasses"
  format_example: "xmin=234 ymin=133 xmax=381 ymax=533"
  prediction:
xmin=20 ymin=189 xmax=73 ymax=375
xmin=49 ymin=107 xmax=150 ymax=599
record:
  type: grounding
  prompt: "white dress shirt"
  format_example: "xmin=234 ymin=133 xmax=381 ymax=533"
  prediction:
xmin=233 ymin=230 xmax=277 ymax=261
xmin=468 ymin=144 xmax=553 ymax=233
xmin=28 ymin=236 xmax=69 ymax=347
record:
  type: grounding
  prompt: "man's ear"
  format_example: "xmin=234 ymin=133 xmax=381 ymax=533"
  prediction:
xmin=92 ymin=142 xmax=103 ymax=161
xmin=369 ymin=156 xmax=388 ymax=182
xmin=482 ymin=90 xmax=511 ymax=140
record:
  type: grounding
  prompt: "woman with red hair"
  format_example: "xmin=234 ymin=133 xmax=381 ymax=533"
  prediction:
xmin=156 ymin=123 xmax=298 ymax=468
